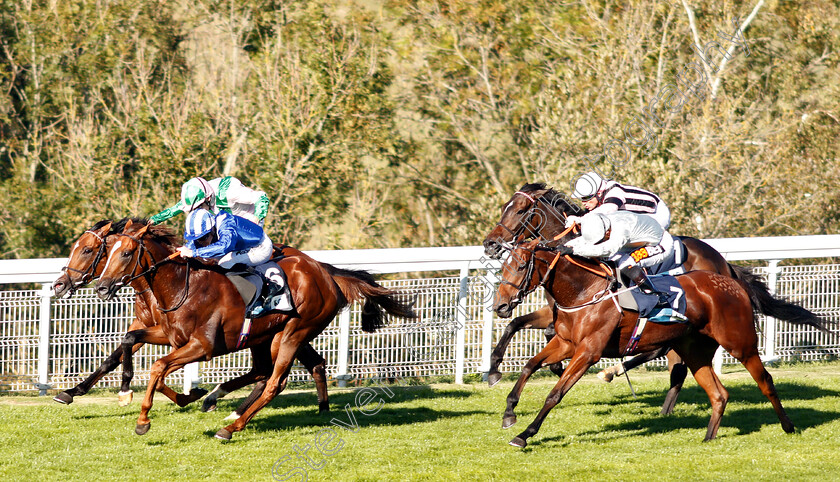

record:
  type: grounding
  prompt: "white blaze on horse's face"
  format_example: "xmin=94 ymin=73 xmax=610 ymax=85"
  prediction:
xmin=101 ymin=239 xmax=123 ymax=277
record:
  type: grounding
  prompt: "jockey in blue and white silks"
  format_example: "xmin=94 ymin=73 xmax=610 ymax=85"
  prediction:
xmin=151 ymin=176 xmax=270 ymax=226
xmin=177 ymin=209 xmax=291 ymax=313
xmin=565 ymin=211 xmax=674 ymax=304
xmin=568 ymin=171 xmax=671 ymax=230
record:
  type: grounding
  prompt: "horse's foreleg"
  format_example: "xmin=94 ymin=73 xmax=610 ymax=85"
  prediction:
xmin=216 ymin=332 xmax=304 ymax=440
xmin=202 ymin=342 xmax=273 ymax=413
xmin=55 ymin=318 xmax=149 ymax=405
xmin=296 ymin=343 xmax=330 ymax=413
xmin=510 ymin=348 xmax=599 ymax=448
xmin=489 ymin=305 xmax=554 ymax=387
xmin=119 ymin=325 xmax=170 ymax=406
xmin=503 ymin=335 xmax=571 ymax=429
xmin=674 ymin=341 xmax=728 ymax=441
xmin=135 ymin=338 xmax=207 ymax=435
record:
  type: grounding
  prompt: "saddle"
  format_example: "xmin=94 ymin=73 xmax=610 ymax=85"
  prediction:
xmin=224 ymin=253 xmax=294 ymax=318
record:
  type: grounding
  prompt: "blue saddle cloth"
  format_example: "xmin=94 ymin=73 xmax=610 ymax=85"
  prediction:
xmin=629 ymin=274 xmax=688 ymax=322
xmin=647 ymin=236 xmax=686 ymax=276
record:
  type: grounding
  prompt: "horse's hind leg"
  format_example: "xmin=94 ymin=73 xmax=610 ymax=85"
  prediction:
xmin=489 ymin=305 xmax=554 ymax=387
xmin=296 ymin=343 xmax=330 ymax=413
xmin=202 ymin=342 xmax=273 ymax=413
xmin=661 ymin=350 xmax=688 ymax=416
xmin=597 ymin=346 xmax=669 ymax=382
xmin=736 ymin=353 xmax=795 ymax=433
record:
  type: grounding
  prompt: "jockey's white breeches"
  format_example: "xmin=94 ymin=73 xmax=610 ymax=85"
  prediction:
xmin=218 ymin=234 xmax=273 ymax=269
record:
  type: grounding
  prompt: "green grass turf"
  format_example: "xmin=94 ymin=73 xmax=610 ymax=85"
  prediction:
xmin=3 ymin=363 xmax=840 ymax=481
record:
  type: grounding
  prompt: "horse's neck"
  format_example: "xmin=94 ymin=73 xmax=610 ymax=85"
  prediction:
xmin=542 ymin=254 xmax=610 ymax=306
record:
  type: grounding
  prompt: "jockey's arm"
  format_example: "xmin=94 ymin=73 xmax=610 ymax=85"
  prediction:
xmin=566 ymin=226 xmax=631 ymax=259
xmin=149 ymin=203 xmax=183 ymax=225
xmin=193 ymin=214 xmax=237 ymax=259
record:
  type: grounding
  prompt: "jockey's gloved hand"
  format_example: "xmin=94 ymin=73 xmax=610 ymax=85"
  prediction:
xmin=554 ymin=245 xmax=574 ymax=256
xmin=177 ymin=246 xmax=194 ymax=258
xmin=564 ymin=216 xmax=581 ymax=228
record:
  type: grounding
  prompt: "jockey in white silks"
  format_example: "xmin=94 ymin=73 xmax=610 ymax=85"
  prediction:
xmin=564 ymin=211 xmax=675 ymax=304
xmin=567 ymin=171 xmax=671 ymax=231
xmin=150 ymin=176 xmax=269 ymax=227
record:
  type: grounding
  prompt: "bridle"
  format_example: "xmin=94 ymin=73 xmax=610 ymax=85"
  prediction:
xmin=493 ymin=191 xmax=573 ymax=246
xmin=60 ymin=230 xmax=109 ymax=296
xmin=109 ymin=232 xmax=190 ymax=313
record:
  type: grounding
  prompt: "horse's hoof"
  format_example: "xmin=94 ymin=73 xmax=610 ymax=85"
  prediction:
xmin=783 ymin=420 xmax=796 ymax=434
xmin=318 ymin=402 xmax=330 ymax=414
xmin=509 ymin=436 xmax=527 ymax=448
xmin=135 ymin=422 xmax=151 ymax=435
xmin=548 ymin=363 xmax=565 ymax=377
xmin=118 ymin=390 xmax=133 ymax=407
xmin=53 ymin=392 xmax=74 ymax=405
xmin=177 ymin=388 xmax=208 ymax=407
xmin=215 ymin=428 xmax=232 ymax=440
xmin=596 ymin=371 xmax=614 ymax=383
xmin=201 ymin=399 xmax=217 ymax=413
xmin=502 ymin=415 xmax=517 ymax=429
xmin=487 ymin=371 xmax=502 ymax=387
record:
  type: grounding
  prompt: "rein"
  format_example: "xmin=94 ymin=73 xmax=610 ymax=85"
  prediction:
xmin=116 ymin=233 xmax=190 ymax=313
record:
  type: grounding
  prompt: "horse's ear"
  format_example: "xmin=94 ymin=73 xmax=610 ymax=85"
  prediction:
xmin=125 ymin=219 xmax=134 ymax=229
xmin=95 ymin=222 xmax=112 ymax=236
xmin=136 ymin=223 xmax=150 ymax=237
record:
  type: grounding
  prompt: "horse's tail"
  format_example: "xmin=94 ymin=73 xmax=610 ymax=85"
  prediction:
xmin=729 ymin=263 xmax=830 ymax=332
xmin=322 ymin=264 xmax=417 ymax=333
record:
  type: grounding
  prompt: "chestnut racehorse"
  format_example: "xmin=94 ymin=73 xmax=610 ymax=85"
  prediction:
xmin=52 ymin=218 xmax=331 ymax=415
xmin=482 ymin=183 xmax=757 ymax=414
xmin=95 ymin=220 xmax=415 ymax=439
xmin=493 ymin=240 xmax=827 ymax=447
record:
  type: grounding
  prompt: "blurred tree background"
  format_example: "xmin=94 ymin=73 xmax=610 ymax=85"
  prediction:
xmin=0 ymin=0 xmax=837 ymax=258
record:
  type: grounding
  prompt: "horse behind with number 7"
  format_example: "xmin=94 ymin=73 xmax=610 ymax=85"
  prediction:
xmin=492 ymin=239 xmax=828 ymax=448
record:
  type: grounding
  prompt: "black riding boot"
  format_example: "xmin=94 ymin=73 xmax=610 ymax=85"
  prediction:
xmin=622 ymin=265 xmax=669 ymax=307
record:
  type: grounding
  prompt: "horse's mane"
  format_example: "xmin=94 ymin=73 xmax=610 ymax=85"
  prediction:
xmin=518 ymin=182 xmax=584 ymax=217
xmin=115 ymin=217 xmax=181 ymax=248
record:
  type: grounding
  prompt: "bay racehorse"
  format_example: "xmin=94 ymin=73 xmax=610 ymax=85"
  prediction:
xmin=52 ymin=218 xmax=331 ymax=416
xmin=482 ymin=183 xmax=760 ymax=414
xmin=95 ymin=220 xmax=415 ymax=439
xmin=493 ymin=239 xmax=827 ymax=447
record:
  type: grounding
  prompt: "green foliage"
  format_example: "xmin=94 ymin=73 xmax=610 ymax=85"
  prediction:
xmin=0 ymin=0 xmax=838 ymax=257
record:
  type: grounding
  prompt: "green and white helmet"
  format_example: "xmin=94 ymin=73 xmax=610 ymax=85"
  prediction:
xmin=179 ymin=177 xmax=214 ymax=212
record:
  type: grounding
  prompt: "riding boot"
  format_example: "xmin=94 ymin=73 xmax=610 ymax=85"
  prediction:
xmin=622 ymin=265 xmax=669 ymax=307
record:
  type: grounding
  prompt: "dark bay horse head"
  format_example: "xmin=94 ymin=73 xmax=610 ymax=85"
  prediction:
xmin=483 ymin=183 xmax=583 ymax=259
xmin=95 ymin=219 xmax=179 ymax=301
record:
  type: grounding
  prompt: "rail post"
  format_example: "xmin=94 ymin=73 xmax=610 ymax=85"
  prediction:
xmin=36 ymin=283 xmax=52 ymax=395
xmin=455 ymin=266 xmax=469 ymax=384
xmin=764 ymin=260 xmax=782 ymax=361
xmin=336 ymin=308 xmax=352 ymax=387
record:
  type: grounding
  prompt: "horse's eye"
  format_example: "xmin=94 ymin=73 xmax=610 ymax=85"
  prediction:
xmin=82 ymin=247 xmax=93 ymax=255
xmin=122 ymin=250 xmax=132 ymax=258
